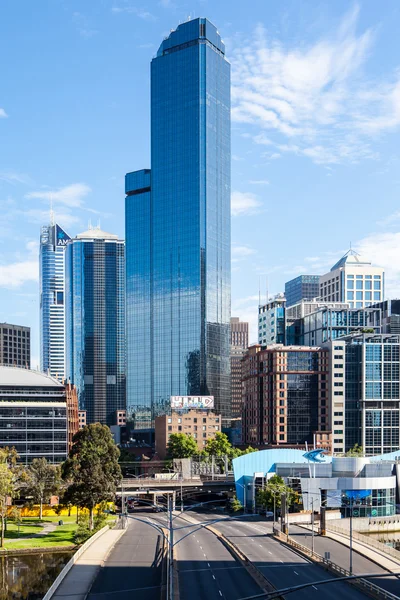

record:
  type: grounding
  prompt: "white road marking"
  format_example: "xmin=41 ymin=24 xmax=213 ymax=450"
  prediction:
xmin=280 ymin=560 xmax=283 ymax=563
xmin=200 ymin=546 xmax=203 ymax=550
xmin=213 ymin=575 xmax=216 ymax=580
xmin=294 ymin=571 xmax=298 ymax=575
xmin=251 ymin=539 xmax=254 ymax=542
xmin=259 ymin=544 xmax=262 ymax=547
xmin=208 ymin=563 xmax=210 ymax=567
xmin=268 ymin=551 xmax=272 ymax=555
xmin=312 ymin=586 xmax=318 ymax=590
xmin=219 ymin=592 xmax=223 ymax=597
xmin=204 ymin=553 xmax=207 ymax=557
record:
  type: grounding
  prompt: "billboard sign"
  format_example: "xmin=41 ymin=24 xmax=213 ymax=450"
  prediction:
xmin=170 ymin=396 xmax=214 ymax=410
xmin=56 ymin=224 xmax=71 ymax=247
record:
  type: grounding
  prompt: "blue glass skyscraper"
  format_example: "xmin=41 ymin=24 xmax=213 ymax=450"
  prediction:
xmin=40 ymin=222 xmax=71 ymax=380
xmin=65 ymin=227 xmax=126 ymax=425
xmin=126 ymin=18 xmax=231 ymax=428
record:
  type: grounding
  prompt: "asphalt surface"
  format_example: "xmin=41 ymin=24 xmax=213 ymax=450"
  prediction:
xmin=87 ymin=518 xmax=163 ymax=600
xmin=189 ymin=511 xmax=374 ymax=600
xmin=288 ymin=523 xmax=400 ymax=596
xmin=152 ymin=510 xmax=261 ymax=600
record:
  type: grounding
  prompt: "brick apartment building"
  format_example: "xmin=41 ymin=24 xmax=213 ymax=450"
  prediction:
xmin=242 ymin=345 xmax=331 ymax=452
xmin=155 ymin=410 xmax=221 ymax=459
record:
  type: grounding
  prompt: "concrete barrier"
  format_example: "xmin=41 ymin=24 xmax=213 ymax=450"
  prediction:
xmin=42 ymin=525 xmax=111 ymax=600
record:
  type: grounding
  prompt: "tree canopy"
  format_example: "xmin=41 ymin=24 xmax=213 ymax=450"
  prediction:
xmin=256 ymin=474 xmax=298 ymax=513
xmin=62 ymin=423 xmax=121 ymax=530
xmin=25 ymin=457 xmax=61 ymax=520
xmin=167 ymin=433 xmax=198 ymax=459
xmin=0 ymin=448 xmax=22 ymax=547
xmin=346 ymin=443 xmax=364 ymax=457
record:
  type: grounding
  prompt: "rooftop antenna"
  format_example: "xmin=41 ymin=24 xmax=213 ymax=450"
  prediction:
xmin=97 ymin=219 xmax=101 ymax=229
xmin=258 ymin=276 xmax=261 ymax=307
xmin=88 ymin=219 xmax=92 ymax=230
xmin=50 ymin=192 xmax=55 ymax=226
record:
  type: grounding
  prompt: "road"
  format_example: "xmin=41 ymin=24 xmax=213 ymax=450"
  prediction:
xmin=151 ymin=510 xmax=261 ymax=600
xmin=87 ymin=518 xmax=163 ymax=600
xmin=288 ymin=523 xmax=400 ymax=597
xmin=188 ymin=511 xmax=373 ymax=600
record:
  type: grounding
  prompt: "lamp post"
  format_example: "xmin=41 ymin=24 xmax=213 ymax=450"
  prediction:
xmin=349 ymin=496 xmax=353 ymax=576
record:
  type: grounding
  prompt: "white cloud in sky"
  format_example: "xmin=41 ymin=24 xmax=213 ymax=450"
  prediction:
xmin=230 ymin=5 xmax=400 ymax=164
xmin=0 ymin=108 xmax=8 ymax=118
xmin=0 ymin=171 xmax=32 ymax=185
xmin=20 ymin=209 xmax=81 ymax=229
xmin=232 ymin=245 xmax=256 ymax=263
xmin=249 ymin=179 xmax=270 ymax=185
xmin=112 ymin=5 xmax=156 ymax=20
xmin=0 ymin=241 xmax=39 ymax=289
xmin=231 ymin=190 xmax=263 ymax=216
xmin=26 ymin=183 xmax=91 ymax=208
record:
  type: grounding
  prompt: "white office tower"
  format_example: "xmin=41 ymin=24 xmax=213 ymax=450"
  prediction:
xmin=319 ymin=249 xmax=384 ymax=309
xmin=40 ymin=223 xmax=71 ymax=381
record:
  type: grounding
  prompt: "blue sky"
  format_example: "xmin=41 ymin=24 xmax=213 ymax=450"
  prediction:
xmin=1 ymin=0 xmax=400 ymax=365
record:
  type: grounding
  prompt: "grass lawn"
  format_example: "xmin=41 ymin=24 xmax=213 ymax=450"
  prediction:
xmin=3 ymin=523 xmax=78 ymax=550
xmin=1 ymin=516 xmax=117 ymax=550
xmin=4 ymin=522 xmax=44 ymax=539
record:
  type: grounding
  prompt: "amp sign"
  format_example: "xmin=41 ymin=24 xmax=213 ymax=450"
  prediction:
xmin=56 ymin=225 xmax=71 ymax=247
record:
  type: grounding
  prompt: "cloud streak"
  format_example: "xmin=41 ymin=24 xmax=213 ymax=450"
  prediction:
xmin=26 ymin=183 xmax=91 ymax=208
xmin=230 ymin=6 xmax=400 ymax=164
xmin=231 ymin=190 xmax=263 ymax=216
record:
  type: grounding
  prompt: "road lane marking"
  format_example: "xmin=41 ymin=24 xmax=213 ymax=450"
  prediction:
xmin=294 ymin=571 xmax=298 ymax=575
xmin=213 ymin=575 xmax=216 ymax=580
xmin=219 ymin=592 xmax=222 ymax=597
xmin=268 ymin=551 xmax=272 ymax=555
xmin=208 ymin=563 xmax=210 ymax=567
xmin=312 ymin=586 xmax=318 ymax=590
xmin=204 ymin=553 xmax=207 ymax=557
xmin=200 ymin=546 xmax=203 ymax=550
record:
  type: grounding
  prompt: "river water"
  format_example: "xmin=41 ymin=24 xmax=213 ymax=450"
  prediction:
xmin=0 ymin=551 xmax=73 ymax=599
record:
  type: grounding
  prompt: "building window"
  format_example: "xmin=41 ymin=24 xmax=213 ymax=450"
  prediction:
xmin=168 ymin=418 xmax=172 ymax=424
xmin=178 ymin=418 xmax=182 ymax=424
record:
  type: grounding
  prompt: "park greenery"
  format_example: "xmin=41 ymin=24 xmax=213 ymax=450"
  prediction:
xmin=62 ymin=423 xmax=122 ymax=531
xmin=346 ymin=443 xmax=364 ymax=457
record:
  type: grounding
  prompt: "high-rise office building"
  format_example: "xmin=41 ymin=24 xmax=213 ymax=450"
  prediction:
xmin=285 ymin=275 xmax=320 ymax=307
xmin=230 ymin=318 xmax=249 ymax=419
xmin=65 ymin=226 xmax=126 ymax=425
xmin=258 ymin=295 xmax=286 ymax=346
xmin=40 ymin=222 xmax=70 ymax=380
xmin=0 ymin=323 xmax=30 ymax=368
xmin=324 ymin=333 xmax=400 ymax=456
xmin=242 ymin=345 xmax=330 ymax=450
xmin=126 ymin=18 xmax=231 ymax=428
xmin=320 ymin=249 xmax=384 ymax=309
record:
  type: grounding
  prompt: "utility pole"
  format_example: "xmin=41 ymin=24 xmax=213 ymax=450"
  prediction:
xmin=349 ymin=497 xmax=353 ymax=575
xmin=311 ymin=497 xmax=314 ymax=554
xmin=169 ymin=494 xmax=174 ymax=600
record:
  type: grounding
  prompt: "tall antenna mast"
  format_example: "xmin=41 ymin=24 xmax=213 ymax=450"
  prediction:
xmin=50 ymin=192 xmax=55 ymax=226
xmin=258 ymin=276 xmax=261 ymax=307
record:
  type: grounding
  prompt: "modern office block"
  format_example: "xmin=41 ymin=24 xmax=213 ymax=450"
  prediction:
xmin=0 ymin=367 xmax=78 ymax=463
xmin=242 ymin=345 xmax=330 ymax=449
xmin=0 ymin=323 xmax=30 ymax=368
xmin=230 ymin=318 xmax=248 ymax=419
xmin=231 ymin=317 xmax=249 ymax=348
xmin=40 ymin=223 xmax=70 ymax=380
xmin=126 ymin=18 xmax=231 ymax=428
xmin=320 ymin=249 xmax=384 ymax=308
xmin=258 ymin=295 xmax=286 ymax=345
xmin=65 ymin=227 xmax=126 ymax=425
xmin=324 ymin=333 xmax=400 ymax=456
xmin=285 ymin=275 xmax=320 ymax=307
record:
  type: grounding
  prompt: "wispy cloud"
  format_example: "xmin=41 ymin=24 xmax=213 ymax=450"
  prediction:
xmin=0 ymin=171 xmax=32 ymax=185
xmin=231 ymin=190 xmax=263 ymax=216
xmin=0 ymin=241 xmax=39 ymax=289
xmin=26 ymin=183 xmax=91 ymax=208
xmin=0 ymin=108 xmax=8 ymax=118
xmin=230 ymin=6 xmax=400 ymax=165
xmin=232 ymin=244 xmax=256 ymax=263
xmin=112 ymin=5 xmax=156 ymax=20
xmin=249 ymin=179 xmax=270 ymax=185
xmin=19 ymin=209 xmax=81 ymax=229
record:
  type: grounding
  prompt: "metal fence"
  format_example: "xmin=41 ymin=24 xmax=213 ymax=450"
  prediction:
xmin=327 ymin=523 xmax=400 ymax=562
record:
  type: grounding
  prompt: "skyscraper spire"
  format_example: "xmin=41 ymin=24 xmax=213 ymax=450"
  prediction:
xmin=50 ymin=192 xmax=55 ymax=226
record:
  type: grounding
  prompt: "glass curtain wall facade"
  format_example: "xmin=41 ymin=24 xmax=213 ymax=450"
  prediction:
xmin=342 ymin=334 xmax=400 ymax=455
xmin=40 ymin=223 xmax=70 ymax=380
xmin=285 ymin=275 xmax=320 ymax=307
xmin=126 ymin=18 xmax=231 ymax=427
xmin=65 ymin=230 xmax=126 ymax=425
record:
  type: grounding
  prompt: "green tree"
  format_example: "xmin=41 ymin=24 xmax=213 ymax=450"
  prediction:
xmin=230 ymin=496 xmax=243 ymax=512
xmin=256 ymin=474 xmax=297 ymax=514
xmin=167 ymin=433 xmax=198 ymax=459
xmin=25 ymin=458 xmax=61 ymax=520
xmin=346 ymin=443 xmax=364 ymax=457
xmin=62 ymin=423 xmax=121 ymax=530
xmin=204 ymin=432 xmax=232 ymax=457
xmin=0 ymin=448 xmax=22 ymax=548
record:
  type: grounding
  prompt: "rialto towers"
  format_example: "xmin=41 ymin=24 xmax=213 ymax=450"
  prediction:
xmin=125 ymin=18 xmax=231 ymax=428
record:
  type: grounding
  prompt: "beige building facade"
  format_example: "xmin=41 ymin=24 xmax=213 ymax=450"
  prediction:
xmin=155 ymin=410 xmax=221 ymax=459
